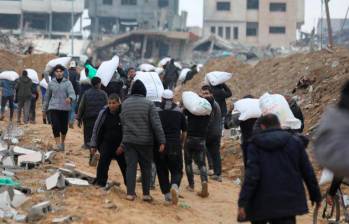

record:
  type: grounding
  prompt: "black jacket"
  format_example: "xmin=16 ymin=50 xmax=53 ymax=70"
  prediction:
xmin=211 ymin=83 xmax=232 ymax=116
xmin=289 ymin=100 xmax=304 ymax=133
xmin=77 ymin=87 xmax=108 ymax=120
xmin=207 ymin=100 xmax=222 ymax=139
xmin=238 ymin=129 xmax=321 ymax=222
xmin=68 ymin=68 xmax=80 ymax=95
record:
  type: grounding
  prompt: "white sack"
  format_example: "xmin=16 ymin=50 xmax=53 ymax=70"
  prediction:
xmin=96 ymin=55 xmax=120 ymax=87
xmin=234 ymin=98 xmax=262 ymax=121
xmin=140 ymin=64 xmax=156 ymax=72
xmin=155 ymin=67 xmax=164 ymax=75
xmin=259 ymin=93 xmax=302 ymax=129
xmin=182 ymin=91 xmax=212 ymax=116
xmin=158 ymin=57 xmax=171 ymax=67
xmin=0 ymin=71 xmax=19 ymax=82
xmin=45 ymin=57 xmax=71 ymax=73
xmin=178 ymin=68 xmax=191 ymax=82
xmin=39 ymin=76 xmax=51 ymax=89
xmin=206 ymin=71 xmax=233 ymax=86
xmin=134 ymin=71 xmax=164 ymax=102
xmin=319 ymin=169 xmax=334 ymax=186
xmin=25 ymin=69 xmax=39 ymax=84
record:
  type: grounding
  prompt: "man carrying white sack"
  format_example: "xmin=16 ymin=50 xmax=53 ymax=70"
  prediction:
xmin=183 ymin=90 xmax=211 ymax=198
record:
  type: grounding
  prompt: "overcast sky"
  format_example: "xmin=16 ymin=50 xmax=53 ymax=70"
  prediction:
xmin=179 ymin=0 xmax=349 ymax=32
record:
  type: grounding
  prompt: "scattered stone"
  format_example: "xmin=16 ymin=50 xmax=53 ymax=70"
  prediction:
xmin=64 ymin=163 xmax=76 ymax=171
xmin=46 ymin=172 xmax=66 ymax=190
xmin=28 ymin=201 xmax=52 ymax=222
xmin=52 ymin=216 xmax=73 ymax=223
xmin=14 ymin=214 xmax=27 ymax=222
xmin=17 ymin=151 xmax=43 ymax=166
xmin=232 ymin=178 xmax=241 ymax=186
xmin=12 ymin=146 xmax=36 ymax=156
xmin=11 ymin=190 xmax=28 ymax=208
xmin=103 ymin=202 xmax=117 ymax=210
xmin=65 ymin=178 xmax=89 ymax=186
xmin=2 ymin=156 xmax=16 ymax=168
xmin=45 ymin=151 xmax=57 ymax=163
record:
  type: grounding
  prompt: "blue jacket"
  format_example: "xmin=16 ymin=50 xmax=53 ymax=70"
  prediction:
xmin=0 ymin=79 xmax=16 ymax=97
xmin=238 ymin=129 xmax=321 ymax=222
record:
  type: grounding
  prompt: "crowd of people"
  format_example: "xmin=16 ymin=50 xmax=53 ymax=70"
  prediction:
xmin=0 ymin=57 xmax=348 ymax=224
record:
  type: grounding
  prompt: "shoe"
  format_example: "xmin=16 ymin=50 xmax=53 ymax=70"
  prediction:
xmin=60 ymin=144 xmax=65 ymax=152
xmin=164 ymin=192 xmax=172 ymax=202
xmin=208 ymin=170 xmax=214 ymax=176
xmin=126 ymin=195 xmax=136 ymax=201
xmin=171 ymin=184 xmax=179 ymax=205
xmin=186 ymin=185 xmax=194 ymax=192
xmin=210 ymin=175 xmax=222 ymax=182
xmin=142 ymin=195 xmax=153 ymax=202
xmin=197 ymin=182 xmax=209 ymax=198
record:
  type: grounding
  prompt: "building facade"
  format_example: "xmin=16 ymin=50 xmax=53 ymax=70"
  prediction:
xmin=87 ymin=0 xmax=186 ymax=40
xmin=0 ymin=0 xmax=84 ymax=37
xmin=203 ymin=0 xmax=304 ymax=47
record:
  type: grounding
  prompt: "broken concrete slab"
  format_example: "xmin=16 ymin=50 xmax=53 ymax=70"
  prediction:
xmin=45 ymin=151 xmax=56 ymax=163
xmin=74 ymin=169 xmax=95 ymax=182
xmin=12 ymin=146 xmax=36 ymax=156
xmin=0 ymin=190 xmax=12 ymax=211
xmin=11 ymin=189 xmax=28 ymax=208
xmin=58 ymin=168 xmax=75 ymax=177
xmin=52 ymin=216 xmax=73 ymax=223
xmin=2 ymin=156 xmax=16 ymax=168
xmin=14 ymin=214 xmax=27 ymax=222
xmin=65 ymin=178 xmax=89 ymax=186
xmin=46 ymin=172 xmax=66 ymax=190
xmin=27 ymin=201 xmax=52 ymax=222
xmin=17 ymin=151 xmax=43 ymax=166
xmin=64 ymin=163 xmax=76 ymax=171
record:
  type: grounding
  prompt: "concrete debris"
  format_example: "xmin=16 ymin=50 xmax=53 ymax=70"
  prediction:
xmin=2 ymin=156 xmax=16 ymax=168
xmin=12 ymin=146 xmax=36 ymax=156
xmin=65 ymin=178 xmax=89 ymax=186
xmin=27 ymin=201 xmax=52 ymax=222
xmin=46 ymin=172 xmax=66 ymax=190
xmin=2 ymin=170 xmax=15 ymax=177
xmin=0 ymin=190 xmax=12 ymax=211
xmin=52 ymin=216 xmax=73 ymax=224
xmin=103 ymin=201 xmax=117 ymax=210
xmin=11 ymin=190 xmax=28 ymax=208
xmin=232 ymin=178 xmax=241 ymax=186
xmin=45 ymin=151 xmax=57 ymax=163
xmin=64 ymin=163 xmax=76 ymax=171
xmin=58 ymin=168 xmax=75 ymax=177
xmin=74 ymin=169 xmax=95 ymax=183
xmin=17 ymin=151 xmax=43 ymax=167
xmin=14 ymin=214 xmax=27 ymax=222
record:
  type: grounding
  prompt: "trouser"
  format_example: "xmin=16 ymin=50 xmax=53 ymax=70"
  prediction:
xmin=83 ymin=117 xmax=97 ymax=148
xmin=50 ymin=110 xmax=69 ymax=138
xmin=251 ymin=216 xmax=296 ymax=224
xmin=1 ymin=95 xmax=14 ymax=120
xmin=29 ymin=96 xmax=37 ymax=122
xmin=69 ymin=99 xmax=77 ymax=125
xmin=154 ymin=143 xmax=183 ymax=194
xmin=206 ymin=136 xmax=222 ymax=176
xmin=95 ymin=141 xmax=127 ymax=187
xmin=184 ymin=136 xmax=208 ymax=188
xmin=150 ymin=162 xmax=157 ymax=188
xmin=17 ymin=98 xmax=31 ymax=123
xmin=163 ymin=80 xmax=176 ymax=91
xmin=241 ymin=142 xmax=248 ymax=168
xmin=124 ymin=143 xmax=153 ymax=196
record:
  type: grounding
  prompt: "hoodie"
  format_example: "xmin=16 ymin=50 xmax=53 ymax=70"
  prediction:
xmin=238 ymin=129 xmax=321 ymax=222
xmin=16 ymin=75 xmax=33 ymax=101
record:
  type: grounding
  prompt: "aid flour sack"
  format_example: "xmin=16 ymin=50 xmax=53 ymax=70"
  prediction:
xmin=182 ymin=91 xmax=212 ymax=116
xmin=319 ymin=169 xmax=334 ymax=186
xmin=259 ymin=93 xmax=302 ymax=130
xmin=206 ymin=71 xmax=233 ymax=86
xmin=45 ymin=57 xmax=71 ymax=73
xmin=96 ymin=55 xmax=119 ymax=87
xmin=26 ymin=69 xmax=39 ymax=84
xmin=178 ymin=68 xmax=191 ymax=83
xmin=134 ymin=71 xmax=164 ymax=102
xmin=234 ymin=98 xmax=261 ymax=121
xmin=140 ymin=64 xmax=156 ymax=72
xmin=39 ymin=76 xmax=51 ymax=89
xmin=0 ymin=71 xmax=19 ymax=82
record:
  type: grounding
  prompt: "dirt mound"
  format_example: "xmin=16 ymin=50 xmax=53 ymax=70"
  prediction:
xmin=0 ymin=49 xmax=55 ymax=75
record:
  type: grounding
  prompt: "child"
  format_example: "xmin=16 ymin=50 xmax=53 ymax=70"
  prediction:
xmin=90 ymin=94 xmax=127 ymax=187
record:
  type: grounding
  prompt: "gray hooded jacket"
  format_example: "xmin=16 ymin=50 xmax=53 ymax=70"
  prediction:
xmin=314 ymin=107 xmax=349 ymax=178
xmin=43 ymin=78 xmax=76 ymax=112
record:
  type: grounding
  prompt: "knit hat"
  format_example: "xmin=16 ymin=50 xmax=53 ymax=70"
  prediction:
xmin=131 ymin=80 xmax=147 ymax=97
xmin=162 ymin=89 xmax=174 ymax=99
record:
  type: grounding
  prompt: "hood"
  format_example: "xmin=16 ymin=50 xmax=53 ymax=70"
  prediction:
xmin=251 ymin=129 xmax=292 ymax=151
xmin=131 ymin=80 xmax=147 ymax=97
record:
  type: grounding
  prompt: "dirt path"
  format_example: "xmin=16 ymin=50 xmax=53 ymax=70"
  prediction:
xmin=0 ymin=118 xmax=316 ymax=224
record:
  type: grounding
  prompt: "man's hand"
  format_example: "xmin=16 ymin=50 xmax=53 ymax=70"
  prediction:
xmin=237 ymin=207 xmax=246 ymax=222
xmin=65 ymin=97 xmax=72 ymax=105
xmin=159 ymin=144 xmax=165 ymax=153
xmin=116 ymin=146 xmax=124 ymax=156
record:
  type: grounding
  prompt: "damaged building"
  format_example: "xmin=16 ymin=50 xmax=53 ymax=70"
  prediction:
xmin=0 ymin=0 xmax=84 ymax=38
xmin=86 ymin=0 xmax=187 ymax=40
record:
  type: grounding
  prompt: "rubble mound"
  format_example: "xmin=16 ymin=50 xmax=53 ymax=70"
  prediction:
xmin=0 ymin=49 xmax=56 ymax=74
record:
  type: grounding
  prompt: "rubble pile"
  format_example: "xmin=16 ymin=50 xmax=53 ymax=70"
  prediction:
xmin=0 ymin=32 xmax=31 ymax=55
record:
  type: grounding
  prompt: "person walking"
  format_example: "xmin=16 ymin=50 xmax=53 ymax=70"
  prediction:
xmin=285 ymin=94 xmax=304 ymax=133
xmin=90 ymin=94 xmax=127 ymax=188
xmin=211 ymin=82 xmax=232 ymax=132
xmin=68 ymin=61 xmax=80 ymax=129
xmin=201 ymin=85 xmax=223 ymax=182
xmin=184 ymin=93 xmax=211 ymax=198
xmin=29 ymin=82 xmax=39 ymax=124
xmin=43 ymin=64 xmax=76 ymax=151
xmin=16 ymin=70 xmax=33 ymax=124
xmin=119 ymin=80 xmax=166 ymax=202
xmin=155 ymin=89 xmax=187 ymax=204
xmin=237 ymin=114 xmax=321 ymax=224
xmin=0 ymin=79 xmax=16 ymax=121
xmin=77 ymin=77 xmax=107 ymax=150
xmin=163 ymin=59 xmax=179 ymax=90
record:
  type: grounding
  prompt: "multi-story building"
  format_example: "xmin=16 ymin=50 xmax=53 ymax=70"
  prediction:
xmin=87 ymin=0 xmax=186 ymax=39
xmin=0 ymin=0 xmax=84 ymax=38
xmin=203 ymin=0 xmax=305 ymax=47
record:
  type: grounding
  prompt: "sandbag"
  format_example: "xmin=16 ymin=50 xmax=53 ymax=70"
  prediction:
xmin=259 ymin=93 xmax=302 ymax=129
xmin=319 ymin=169 xmax=334 ymax=186
xmin=134 ymin=71 xmax=164 ymax=102
xmin=140 ymin=64 xmax=156 ymax=72
xmin=182 ymin=91 xmax=212 ymax=116
xmin=25 ymin=69 xmax=39 ymax=84
xmin=234 ymin=98 xmax=261 ymax=121
xmin=45 ymin=57 xmax=71 ymax=73
xmin=178 ymin=68 xmax=190 ymax=82
xmin=96 ymin=55 xmax=119 ymax=87
xmin=0 ymin=71 xmax=19 ymax=82
xmin=206 ymin=71 xmax=233 ymax=86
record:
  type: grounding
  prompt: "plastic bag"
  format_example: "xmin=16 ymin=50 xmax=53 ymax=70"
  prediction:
xmin=206 ymin=71 xmax=233 ymax=86
xmin=25 ymin=69 xmax=39 ymax=84
xmin=182 ymin=91 xmax=212 ymax=116
xmin=45 ymin=57 xmax=71 ymax=73
xmin=0 ymin=71 xmax=19 ymax=82
xmin=134 ymin=71 xmax=164 ymax=102
xmin=140 ymin=64 xmax=156 ymax=72
xmin=96 ymin=55 xmax=119 ymax=87
xmin=178 ymin=68 xmax=191 ymax=82
xmin=234 ymin=98 xmax=262 ymax=121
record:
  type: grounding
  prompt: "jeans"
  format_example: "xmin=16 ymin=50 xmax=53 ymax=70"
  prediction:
xmin=206 ymin=136 xmax=222 ymax=176
xmin=154 ymin=143 xmax=183 ymax=194
xmin=124 ymin=143 xmax=153 ymax=196
xmin=69 ymin=99 xmax=77 ymax=125
xmin=251 ymin=216 xmax=296 ymax=224
xmin=50 ymin=110 xmax=69 ymax=138
xmin=1 ymin=95 xmax=14 ymax=120
xmin=184 ymin=136 xmax=208 ymax=188
xmin=17 ymin=98 xmax=31 ymax=123
xmin=95 ymin=141 xmax=127 ymax=187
